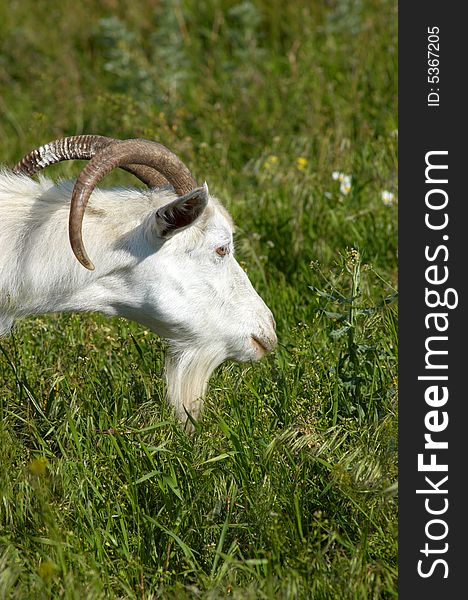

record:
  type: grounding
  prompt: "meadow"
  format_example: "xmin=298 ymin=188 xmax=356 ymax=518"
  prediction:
xmin=0 ymin=1 xmax=398 ymax=597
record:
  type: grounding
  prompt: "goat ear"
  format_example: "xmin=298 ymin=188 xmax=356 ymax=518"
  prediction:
xmin=154 ymin=183 xmax=209 ymax=238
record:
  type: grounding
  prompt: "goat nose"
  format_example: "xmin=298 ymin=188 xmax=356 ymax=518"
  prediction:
xmin=251 ymin=331 xmax=277 ymax=354
xmin=252 ymin=310 xmax=277 ymax=354
xmin=270 ymin=317 xmax=278 ymax=350
xmin=270 ymin=327 xmax=278 ymax=349
xmin=261 ymin=321 xmax=278 ymax=352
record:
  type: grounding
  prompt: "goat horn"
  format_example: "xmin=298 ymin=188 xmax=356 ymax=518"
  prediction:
xmin=13 ymin=135 xmax=169 ymax=188
xmin=69 ymin=139 xmax=198 ymax=270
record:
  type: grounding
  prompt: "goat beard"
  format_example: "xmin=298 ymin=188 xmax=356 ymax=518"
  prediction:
xmin=164 ymin=342 xmax=226 ymax=431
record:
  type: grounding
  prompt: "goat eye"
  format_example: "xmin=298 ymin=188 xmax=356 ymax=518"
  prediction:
xmin=215 ymin=245 xmax=228 ymax=257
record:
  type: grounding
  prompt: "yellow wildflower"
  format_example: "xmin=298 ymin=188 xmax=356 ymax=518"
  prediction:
xmin=38 ymin=560 xmax=57 ymax=581
xmin=296 ymin=156 xmax=308 ymax=171
xmin=28 ymin=457 xmax=48 ymax=476
xmin=263 ymin=155 xmax=279 ymax=170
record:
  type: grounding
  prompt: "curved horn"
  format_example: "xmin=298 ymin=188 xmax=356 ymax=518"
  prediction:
xmin=13 ymin=135 xmax=169 ymax=188
xmin=69 ymin=139 xmax=198 ymax=270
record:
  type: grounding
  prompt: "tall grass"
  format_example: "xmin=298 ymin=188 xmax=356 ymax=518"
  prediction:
xmin=0 ymin=1 xmax=397 ymax=597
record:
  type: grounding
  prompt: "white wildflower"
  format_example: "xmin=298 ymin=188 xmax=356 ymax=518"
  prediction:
xmin=381 ymin=190 xmax=396 ymax=206
xmin=333 ymin=171 xmax=352 ymax=195
xmin=339 ymin=174 xmax=352 ymax=195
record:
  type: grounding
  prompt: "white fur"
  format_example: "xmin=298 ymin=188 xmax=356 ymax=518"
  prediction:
xmin=0 ymin=170 xmax=276 ymax=428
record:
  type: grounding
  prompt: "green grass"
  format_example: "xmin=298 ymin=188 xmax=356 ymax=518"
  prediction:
xmin=0 ymin=0 xmax=397 ymax=597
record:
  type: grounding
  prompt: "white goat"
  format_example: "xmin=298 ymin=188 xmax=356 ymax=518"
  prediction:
xmin=0 ymin=136 xmax=277 ymax=428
